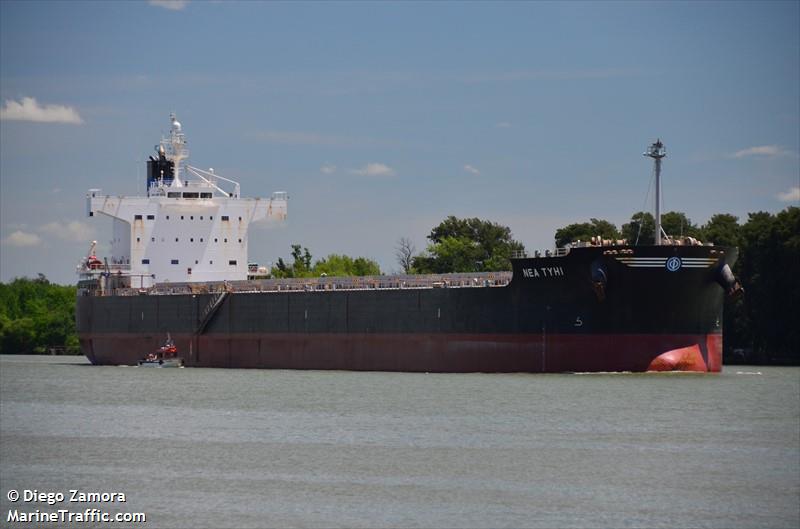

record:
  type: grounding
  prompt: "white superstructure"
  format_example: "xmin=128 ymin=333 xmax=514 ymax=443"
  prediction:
xmin=81 ymin=114 xmax=287 ymax=288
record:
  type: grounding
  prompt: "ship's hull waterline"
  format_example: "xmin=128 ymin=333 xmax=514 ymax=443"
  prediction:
xmin=77 ymin=246 xmax=738 ymax=373
xmin=81 ymin=332 xmax=722 ymax=373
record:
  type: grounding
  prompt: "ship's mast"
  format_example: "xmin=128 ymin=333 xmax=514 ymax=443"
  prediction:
xmin=644 ymin=139 xmax=666 ymax=246
xmin=166 ymin=113 xmax=189 ymax=186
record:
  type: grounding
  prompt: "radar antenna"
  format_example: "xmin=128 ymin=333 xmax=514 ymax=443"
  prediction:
xmin=164 ymin=113 xmax=189 ymax=186
xmin=644 ymin=139 xmax=666 ymax=246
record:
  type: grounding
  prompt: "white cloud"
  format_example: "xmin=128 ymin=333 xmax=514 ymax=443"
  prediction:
xmin=3 ymin=231 xmax=41 ymax=247
xmin=463 ymin=164 xmax=480 ymax=175
xmin=39 ymin=221 xmax=95 ymax=242
xmin=0 ymin=97 xmax=83 ymax=124
xmin=777 ymin=186 xmax=800 ymax=202
xmin=320 ymin=163 xmax=336 ymax=174
xmin=732 ymin=145 xmax=791 ymax=158
xmin=350 ymin=163 xmax=395 ymax=177
xmin=148 ymin=0 xmax=189 ymax=10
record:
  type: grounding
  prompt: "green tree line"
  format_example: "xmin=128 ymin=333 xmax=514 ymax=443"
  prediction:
xmin=0 ymin=274 xmax=78 ymax=354
xmin=272 ymin=244 xmax=382 ymax=278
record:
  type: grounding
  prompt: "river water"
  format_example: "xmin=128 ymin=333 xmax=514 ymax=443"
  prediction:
xmin=0 ymin=355 xmax=797 ymax=528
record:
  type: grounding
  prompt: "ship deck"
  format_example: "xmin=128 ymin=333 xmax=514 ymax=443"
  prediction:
xmin=85 ymin=271 xmax=514 ymax=297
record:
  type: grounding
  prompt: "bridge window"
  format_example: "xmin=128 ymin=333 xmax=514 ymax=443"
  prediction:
xmin=200 ymin=192 xmax=212 ymax=199
xmin=190 ymin=238 xmax=194 ymax=242
xmin=147 ymin=214 xmax=155 ymax=220
xmin=183 ymin=192 xmax=199 ymax=199
xmin=180 ymin=215 xmax=184 ymax=220
xmin=171 ymin=259 xmax=179 ymax=265
xmin=229 ymin=260 xmax=237 ymax=266
xmin=142 ymin=258 xmax=150 ymax=264
xmin=175 ymin=237 xmax=179 ymax=242
xmin=167 ymin=192 xmax=180 ymax=198
xmin=221 ymin=215 xmax=229 ymax=221
xmin=134 ymin=214 xmax=142 ymax=220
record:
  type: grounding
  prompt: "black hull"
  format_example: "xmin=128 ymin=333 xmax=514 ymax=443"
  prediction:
xmin=77 ymin=245 xmax=737 ymax=372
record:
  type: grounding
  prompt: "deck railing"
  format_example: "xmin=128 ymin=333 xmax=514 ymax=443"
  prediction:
xmin=99 ymin=271 xmax=513 ymax=297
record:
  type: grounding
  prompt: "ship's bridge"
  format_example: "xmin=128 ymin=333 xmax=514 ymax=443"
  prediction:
xmin=81 ymin=115 xmax=287 ymax=289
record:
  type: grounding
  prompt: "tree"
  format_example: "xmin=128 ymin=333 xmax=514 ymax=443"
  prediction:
xmin=272 ymin=246 xmax=381 ymax=278
xmin=312 ymin=254 xmax=350 ymax=277
xmin=412 ymin=216 xmax=525 ymax=273
xmin=621 ymin=211 xmax=655 ymax=245
xmin=271 ymin=245 xmax=312 ymax=278
xmin=621 ymin=211 xmax=699 ymax=244
xmin=313 ymin=254 xmax=381 ymax=277
xmin=274 ymin=258 xmax=290 ymax=277
xmin=351 ymin=257 xmax=381 ymax=276
xmin=415 ymin=236 xmax=482 ymax=274
xmin=0 ymin=276 xmax=78 ymax=354
xmin=700 ymin=213 xmax=740 ymax=247
xmin=660 ymin=211 xmax=701 ymax=240
xmin=735 ymin=207 xmax=800 ymax=362
xmin=291 ymin=244 xmax=313 ymax=276
xmin=554 ymin=218 xmax=620 ymax=248
xmin=395 ymin=237 xmax=416 ymax=273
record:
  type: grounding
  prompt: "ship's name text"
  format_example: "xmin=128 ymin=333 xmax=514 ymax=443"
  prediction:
xmin=521 ymin=267 xmax=565 ymax=279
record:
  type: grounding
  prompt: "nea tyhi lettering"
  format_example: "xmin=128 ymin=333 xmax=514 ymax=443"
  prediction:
xmin=522 ymin=267 xmax=565 ymax=279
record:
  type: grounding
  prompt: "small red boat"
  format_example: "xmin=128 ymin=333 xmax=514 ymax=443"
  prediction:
xmin=138 ymin=335 xmax=184 ymax=368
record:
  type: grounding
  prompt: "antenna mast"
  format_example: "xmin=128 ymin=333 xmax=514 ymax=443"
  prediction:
xmin=166 ymin=113 xmax=189 ymax=185
xmin=644 ymin=139 xmax=666 ymax=245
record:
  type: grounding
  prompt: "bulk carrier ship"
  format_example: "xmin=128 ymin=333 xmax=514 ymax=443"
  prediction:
xmin=76 ymin=116 xmax=741 ymax=372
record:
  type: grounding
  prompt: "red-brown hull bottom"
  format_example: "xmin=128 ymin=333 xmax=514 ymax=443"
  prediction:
xmin=81 ymin=332 xmax=723 ymax=373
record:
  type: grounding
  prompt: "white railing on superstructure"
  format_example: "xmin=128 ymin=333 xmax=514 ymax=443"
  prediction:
xmin=186 ymin=165 xmax=241 ymax=198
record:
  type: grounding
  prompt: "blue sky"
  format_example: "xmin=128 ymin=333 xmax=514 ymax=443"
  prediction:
xmin=1 ymin=0 xmax=798 ymax=284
